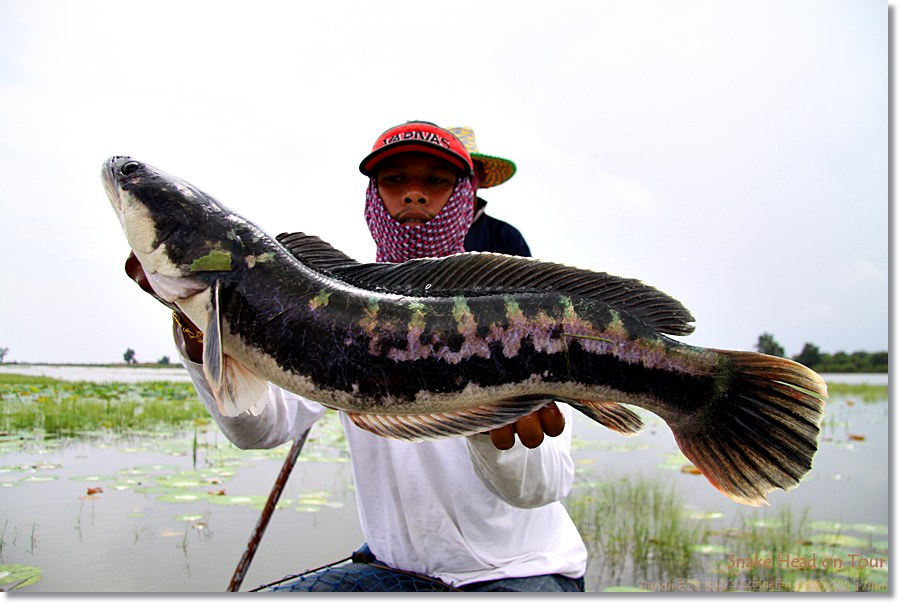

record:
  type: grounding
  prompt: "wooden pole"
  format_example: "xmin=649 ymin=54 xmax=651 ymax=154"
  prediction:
xmin=227 ymin=428 xmax=311 ymax=592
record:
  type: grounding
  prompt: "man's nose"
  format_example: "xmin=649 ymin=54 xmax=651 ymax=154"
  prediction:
xmin=403 ymin=187 xmax=428 ymax=205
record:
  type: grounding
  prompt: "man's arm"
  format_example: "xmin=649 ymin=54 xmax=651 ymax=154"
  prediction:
xmin=126 ymin=252 xmax=324 ymax=449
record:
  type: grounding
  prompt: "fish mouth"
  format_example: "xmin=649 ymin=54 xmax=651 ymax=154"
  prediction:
xmin=101 ymin=156 xmax=137 ymax=214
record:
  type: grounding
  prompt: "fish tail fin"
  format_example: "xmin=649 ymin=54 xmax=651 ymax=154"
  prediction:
xmin=671 ymin=350 xmax=827 ymax=507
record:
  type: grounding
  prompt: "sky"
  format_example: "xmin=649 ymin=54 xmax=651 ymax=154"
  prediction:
xmin=0 ymin=0 xmax=889 ymax=365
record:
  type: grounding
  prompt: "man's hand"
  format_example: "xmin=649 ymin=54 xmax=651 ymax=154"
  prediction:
xmin=125 ymin=252 xmax=157 ymax=297
xmin=488 ymin=402 xmax=565 ymax=450
xmin=124 ymin=252 xmax=204 ymax=362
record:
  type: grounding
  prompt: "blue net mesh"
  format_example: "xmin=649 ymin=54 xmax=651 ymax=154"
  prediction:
xmin=257 ymin=545 xmax=584 ymax=592
xmin=266 ymin=563 xmax=456 ymax=592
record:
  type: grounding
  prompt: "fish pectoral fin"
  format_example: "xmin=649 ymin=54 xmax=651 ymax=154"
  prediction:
xmin=564 ymin=399 xmax=644 ymax=436
xmin=208 ymin=354 xmax=270 ymax=417
xmin=201 ymin=280 xmax=269 ymax=417
xmin=347 ymin=400 xmax=551 ymax=441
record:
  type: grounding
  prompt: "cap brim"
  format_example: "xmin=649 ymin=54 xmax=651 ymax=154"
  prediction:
xmin=360 ymin=142 xmax=473 ymax=177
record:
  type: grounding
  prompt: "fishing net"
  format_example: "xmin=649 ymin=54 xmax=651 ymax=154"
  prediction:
xmin=254 ymin=550 xmax=458 ymax=592
xmin=253 ymin=548 xmax=585 ymax=592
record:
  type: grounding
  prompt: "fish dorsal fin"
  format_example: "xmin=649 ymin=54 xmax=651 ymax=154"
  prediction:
xmin=333 ymin=253 xmax=696 ymax=336
xmin=275 ymin=232 xmax=694 ymax=336
xmin=276 ymin=231 xmax=361 ymax=272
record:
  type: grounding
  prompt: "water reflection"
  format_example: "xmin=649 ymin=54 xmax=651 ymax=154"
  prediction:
xmin=0 ymin=365 xmax=192 ymax=383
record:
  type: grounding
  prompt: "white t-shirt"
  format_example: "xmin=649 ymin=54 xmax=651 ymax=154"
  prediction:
xmin=177 ymin=332 xmax=587 ymax=587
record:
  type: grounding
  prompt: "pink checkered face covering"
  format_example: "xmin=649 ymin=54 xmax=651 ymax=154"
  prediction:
xmin=364 ymin=175 xmax=475 ymax=263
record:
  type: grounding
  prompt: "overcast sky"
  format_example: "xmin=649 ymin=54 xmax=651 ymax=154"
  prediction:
xmin=0 ymin=0 xmax=888 ymax=365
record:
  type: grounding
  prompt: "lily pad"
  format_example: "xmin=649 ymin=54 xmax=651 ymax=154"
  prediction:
xmin=133 ymin=463 xmax=181 ymax=473
xmin=687 ymin=510 xmax=723 ymax=521
xmin=295 ymin=505 xmax=322 ymax=513
xmin=808 ymin=533 xmax=869 ymax=548
xmin=156 ymin=491 xmax=210 ymax=504
xmin=206 ymin=494 xmax=269 ymax=507
xmin=852 ymin=523 xmax=888 ymax=535
xmin=809 ymin=520 xmax=846 ymax=532
xmin=69 ymin=474 xmax=117 ymax=482
xmin=692 ymin=543 xmax=728 ymax=555
xmin=19 ymin=475 xmax=59 ymax=483
xmin=0 ymin=564 xmax=42 ymax=590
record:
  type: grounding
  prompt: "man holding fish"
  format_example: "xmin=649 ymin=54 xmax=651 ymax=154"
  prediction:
xmin=124 ymin=121 xmax=588 ymax=591
xmin=112 ymin=120 xmax=825 ymax=591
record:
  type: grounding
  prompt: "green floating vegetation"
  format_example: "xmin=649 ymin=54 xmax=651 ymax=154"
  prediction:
xmin=808 ymin=533 xmax=870 ymax=548
xmin=157 ymin=491 xmax=210 ymax=504
xmin=69 ymin=474 xmax=118 ymax=482
xmin=206 ymin=494 xmax=271 ymax=508
xmin=852 ymin=523 xmax=888 ymax=536
xmin=0 ymin=564 xmax=43 ymax=590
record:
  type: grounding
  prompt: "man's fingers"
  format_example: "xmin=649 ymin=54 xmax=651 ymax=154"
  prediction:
xmin=514 ymin=413 xmax=545 ymax=449
xmin=537 ymin=403 xmax=565 ymax=437
xmin=489 ymin=424 xmax=516 ymax=450
xmin=486 ymin=403 xmax=567 ymax=450
xmin=124 ymin=252 xmax=154 ymax=295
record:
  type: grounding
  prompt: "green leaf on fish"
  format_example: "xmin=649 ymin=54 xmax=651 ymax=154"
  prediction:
xmin=191 ymin=250 xmax=232 ymax=272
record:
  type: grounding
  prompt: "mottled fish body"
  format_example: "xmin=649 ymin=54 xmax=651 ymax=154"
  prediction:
xmin=102 ymin=156 xmax=827 ymax=506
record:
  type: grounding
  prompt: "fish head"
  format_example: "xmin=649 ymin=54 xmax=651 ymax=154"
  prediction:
xmin=102 ymin=156 xmax=236 ymax=303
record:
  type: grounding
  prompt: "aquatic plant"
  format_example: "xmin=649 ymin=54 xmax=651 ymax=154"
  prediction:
xmin=566 ymin=478 xmax=889 ymax=592
xmin=566 ymin=474 xmax=705 ymax=588
xmin=0 ymin=378 xmax=208 ymax=435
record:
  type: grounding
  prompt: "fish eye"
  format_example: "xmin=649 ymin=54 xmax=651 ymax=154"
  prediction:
xmin=121 ymin=161 xmax=140 ymax=176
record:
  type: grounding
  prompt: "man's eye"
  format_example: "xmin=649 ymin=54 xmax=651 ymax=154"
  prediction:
xmin=381 ymin=174 xmax=404 ymax=184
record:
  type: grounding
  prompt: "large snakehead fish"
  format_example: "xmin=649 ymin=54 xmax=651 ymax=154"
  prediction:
xmin=102 ymin=156 xmax=827 ymax=506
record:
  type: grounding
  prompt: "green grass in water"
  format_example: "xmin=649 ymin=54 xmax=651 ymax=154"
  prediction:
xmin=0 ymin=376 xmax=207 ymax=435
xmin=825 ymin=383 xmax=888 ymax=403
xmin=566 ymin=475 xmax=704 ymax=587
xmin=566 ymin=476 xmax=888 ymax=592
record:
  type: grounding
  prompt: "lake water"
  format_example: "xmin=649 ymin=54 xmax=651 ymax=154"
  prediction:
xmin=0 ymin=366 xmax=889 ymax=592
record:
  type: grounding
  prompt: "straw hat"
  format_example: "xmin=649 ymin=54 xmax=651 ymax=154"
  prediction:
xmin=446 ymin=127 xmax=517 ymax=188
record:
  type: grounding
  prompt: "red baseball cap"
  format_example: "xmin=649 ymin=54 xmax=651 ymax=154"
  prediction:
xmin=359 ymin=121 xmax=474 ymax=177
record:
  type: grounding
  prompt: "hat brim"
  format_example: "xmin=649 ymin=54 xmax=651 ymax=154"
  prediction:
xmin=360 ymin=142 xmax=473 ymax=177
xmin=472 ymin=153 xmax=516 ymax=188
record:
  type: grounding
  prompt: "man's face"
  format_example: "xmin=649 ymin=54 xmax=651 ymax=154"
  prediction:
xmin=472 ymin=160 xmax=487 ymax=192
xmin=375 ymin=153 xmax=459 ymax=227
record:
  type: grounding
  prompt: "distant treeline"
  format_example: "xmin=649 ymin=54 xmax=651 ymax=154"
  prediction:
xmin=755 ymin=333 xmax=888 ymax=373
